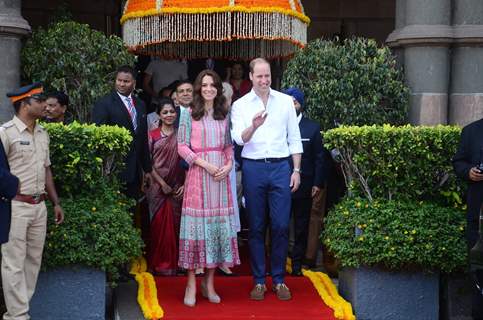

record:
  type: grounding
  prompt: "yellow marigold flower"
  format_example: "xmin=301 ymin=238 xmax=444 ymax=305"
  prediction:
xmin=357 ymin=224 xmax=363 ymax=229
xmin=384 ymin=236 xmax=389 ymax=240
xmin=91 ymin=207 xmax=97 ymax=212
xmin=459 ymin=226 xmax=464 ymax=231
xmin=391 ymin=247 xmax=395 ymax=250
xmin=364 ymin=203 xmax=368 ymax=208
xmin=356 ymin=202 xmax=361 ymax=208
xmin=362 ymin=224 xmax=367 ymax=228
xmin=343 ymin=211 xmax=349 ymax=216
xmin=358 ymin=236 xmax=364 ymax=241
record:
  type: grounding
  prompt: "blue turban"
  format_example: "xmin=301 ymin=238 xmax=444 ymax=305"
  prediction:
xmin=283 ymin=87 xmax=305 ymax=108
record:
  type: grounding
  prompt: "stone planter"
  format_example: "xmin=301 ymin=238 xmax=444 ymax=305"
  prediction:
xmin=338 ymin=266 xmax=439 ymax=320
xmin=440 ymin=272 xmax=473 ymax=320
xmin=30 ymin=266 xmax=106 ymax=320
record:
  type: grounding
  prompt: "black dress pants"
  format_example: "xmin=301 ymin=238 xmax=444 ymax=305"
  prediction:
xmin=291 ymin=197 xmax=313 ymax=271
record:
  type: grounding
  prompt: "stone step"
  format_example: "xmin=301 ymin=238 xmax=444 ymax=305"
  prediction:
xmin=114 ymin=280 xmax=144 ymax=320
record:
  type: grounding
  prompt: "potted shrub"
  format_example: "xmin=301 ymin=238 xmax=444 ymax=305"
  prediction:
xmin=322 ymin=125 xmax=468 ymax=320
xmin=282 ymin=37 xmax=409 ymax=131
xmin=22 ymin=20 xmax=135 ymax=122
xmin=29 ymin=123 xmax=143 ymax=320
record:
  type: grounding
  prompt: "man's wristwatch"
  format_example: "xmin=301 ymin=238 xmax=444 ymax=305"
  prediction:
xmin=293 ymin=168 xmax=301 ymax=173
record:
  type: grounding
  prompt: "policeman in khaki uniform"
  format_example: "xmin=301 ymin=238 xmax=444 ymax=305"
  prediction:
xmin=0 ymin=83 xmax=64 ymax=320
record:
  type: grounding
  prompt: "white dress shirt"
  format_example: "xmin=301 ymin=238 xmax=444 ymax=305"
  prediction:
xmin=117 ymin=92 xmax=134 ymax=111
xmin=230 ymin=88 xmax=303 ymax=159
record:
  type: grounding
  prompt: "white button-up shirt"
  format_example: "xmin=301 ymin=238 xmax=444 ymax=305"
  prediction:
xmin=231 ymin=88 xmax=303 ymax=159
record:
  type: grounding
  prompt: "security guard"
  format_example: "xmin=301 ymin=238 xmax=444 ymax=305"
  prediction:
xmin=0 ymin=83 xmax=64 ymax=320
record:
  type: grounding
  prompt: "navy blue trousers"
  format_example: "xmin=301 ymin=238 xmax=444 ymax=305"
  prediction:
xmin=243 ymin=159 xmax=292 ymax=285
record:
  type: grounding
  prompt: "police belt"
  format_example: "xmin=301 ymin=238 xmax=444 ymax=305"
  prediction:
xmin=13 ymin=193 xmax=47 ymax=204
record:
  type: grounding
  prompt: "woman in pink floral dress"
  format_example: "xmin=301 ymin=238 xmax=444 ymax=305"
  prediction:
xmin=177 ymin=69 xmax=240 ymax=307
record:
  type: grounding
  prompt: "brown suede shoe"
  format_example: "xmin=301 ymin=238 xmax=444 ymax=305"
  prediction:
xmin=250 ymin=284 xmax=267 ymax=300
xmin=273 ymin=283 xmax=292 ymax=300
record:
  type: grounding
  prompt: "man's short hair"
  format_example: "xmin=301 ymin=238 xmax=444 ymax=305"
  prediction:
xmin=249 ymin=58 xmax=270 ymax=73
xmin=175 ymin=79 xmax=193 ymax=92
xmin=47 ymin=91 xmax=69 ymax=107
xmin=116 ymin=65 xmax=136 ymax=79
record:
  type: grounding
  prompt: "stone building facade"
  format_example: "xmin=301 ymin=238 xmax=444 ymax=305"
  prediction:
xmin=0 ymin=0 xmax=482 ymax=125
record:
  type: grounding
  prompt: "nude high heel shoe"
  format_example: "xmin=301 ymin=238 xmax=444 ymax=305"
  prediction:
xmin=201 ymin=280 xmax=221 ymax=304
xmin=183 ymin=287 xmax=196 ymax=307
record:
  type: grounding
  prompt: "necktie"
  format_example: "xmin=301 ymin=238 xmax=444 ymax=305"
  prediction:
xmin=125 ymin=96 xmax=137 ymax=131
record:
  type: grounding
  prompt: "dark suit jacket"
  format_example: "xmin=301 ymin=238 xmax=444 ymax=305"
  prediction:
xmin=92 ymin=91 xmax=152 ymax=192
xmin=0 ymin=142 xmax=19 ymax=244
xmin=452 ymin=118 xmax=483 ymax=246
xmin=292 ymin=116 xmax=331 ymax=199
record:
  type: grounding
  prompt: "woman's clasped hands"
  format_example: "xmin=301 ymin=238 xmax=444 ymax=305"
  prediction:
xmin=204 ymin=161 xmax=232 ymax=182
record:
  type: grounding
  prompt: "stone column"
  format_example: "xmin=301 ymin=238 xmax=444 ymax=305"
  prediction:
xmin=449 ymin=0 xmax=483 ymax=126
xmin=404 ymin=0 xmax=451 ymax=125
xmin=0 ymin=0 xmax=30 ymax=124
xmin=392 ymin=0 xmax=405 ymax=67
xmin=387 ymin=0 xmax=452 ymax=125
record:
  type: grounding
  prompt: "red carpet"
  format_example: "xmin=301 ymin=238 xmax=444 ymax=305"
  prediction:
xmin=155 ymin=276 xmax=337 ymax=320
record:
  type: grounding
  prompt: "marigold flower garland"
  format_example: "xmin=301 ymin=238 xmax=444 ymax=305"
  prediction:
xmin=130 ymin=257 xmax=164 ymax=319
xmin=286 ymin=258 xmax=356 ymax=320
xmin=121 ymin=0 xmax=309 ymax=59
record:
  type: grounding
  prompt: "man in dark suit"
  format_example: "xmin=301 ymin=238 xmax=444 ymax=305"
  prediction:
xmin=0 ymin=142 xmax=19 ymax=244
xmin=453 ymin=117 xmax=483 ymax=320
xmin=92 ymin=65 xmax=152 ymax=198
xmin=283 ymin=87 xmax=329 ymax=276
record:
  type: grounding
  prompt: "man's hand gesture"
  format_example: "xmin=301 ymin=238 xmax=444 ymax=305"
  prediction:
xmin=252 ymin=111 xmax=267 ymax=129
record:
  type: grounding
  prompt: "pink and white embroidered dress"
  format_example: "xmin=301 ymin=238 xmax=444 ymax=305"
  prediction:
xmin=177 ymin=109 xmax=240 ymax=270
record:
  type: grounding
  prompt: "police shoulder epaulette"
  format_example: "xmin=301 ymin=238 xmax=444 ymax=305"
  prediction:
xmin=0 ymin=122 xmax=14 ymax=129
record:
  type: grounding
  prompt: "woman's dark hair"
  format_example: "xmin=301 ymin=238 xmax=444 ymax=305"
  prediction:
xmin=191 ymin=69 xmax=227 ymax=121
xmin=156 ymin=97 xmax=175 ymax=114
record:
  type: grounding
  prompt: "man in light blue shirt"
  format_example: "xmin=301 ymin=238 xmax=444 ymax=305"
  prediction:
xmin=231 ymin=58 xmax=303 ymax=301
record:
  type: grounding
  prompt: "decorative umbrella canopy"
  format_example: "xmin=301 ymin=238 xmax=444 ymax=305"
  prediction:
xmin=121 ymin=0 xmax=310 ymax=60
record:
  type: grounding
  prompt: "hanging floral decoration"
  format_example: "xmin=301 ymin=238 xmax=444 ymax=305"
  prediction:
xmin=121 ymin=0 xmax=309 ymax=59
xmin=286 ymin=258 xmax=356 ymax=320
xmin=130 ymin=256 xmax=164 ymax=319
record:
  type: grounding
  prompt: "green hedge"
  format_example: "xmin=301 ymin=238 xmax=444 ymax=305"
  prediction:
xmin=323 ymin=125 xmax=464 ymax=207
xmin=43 ymin=190 xmax=143 ymax=280
xmin=42 ymin=123 xmax=142 ymax=280
xmin=323 ymin=197 xmax=467 ymax=273
xmin=322 ymin=125 xmax=468 ymax=272
xmin=44 ymin=122 xmax=132 ymax=197
xmin=282 ymin=38 xmax=409 ymax=130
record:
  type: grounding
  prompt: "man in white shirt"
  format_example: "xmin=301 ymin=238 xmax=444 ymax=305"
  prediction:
xmin=231 ymin=58 xmax=303 ymax=301
xmin=143 ymin=58 xmax=188 ymax=104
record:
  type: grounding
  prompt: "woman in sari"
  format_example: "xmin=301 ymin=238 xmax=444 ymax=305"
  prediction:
xmin=146 ymin=97 xmax=185 ymax=275
xmin=178 ymin=69 xmax=240 ymax=307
